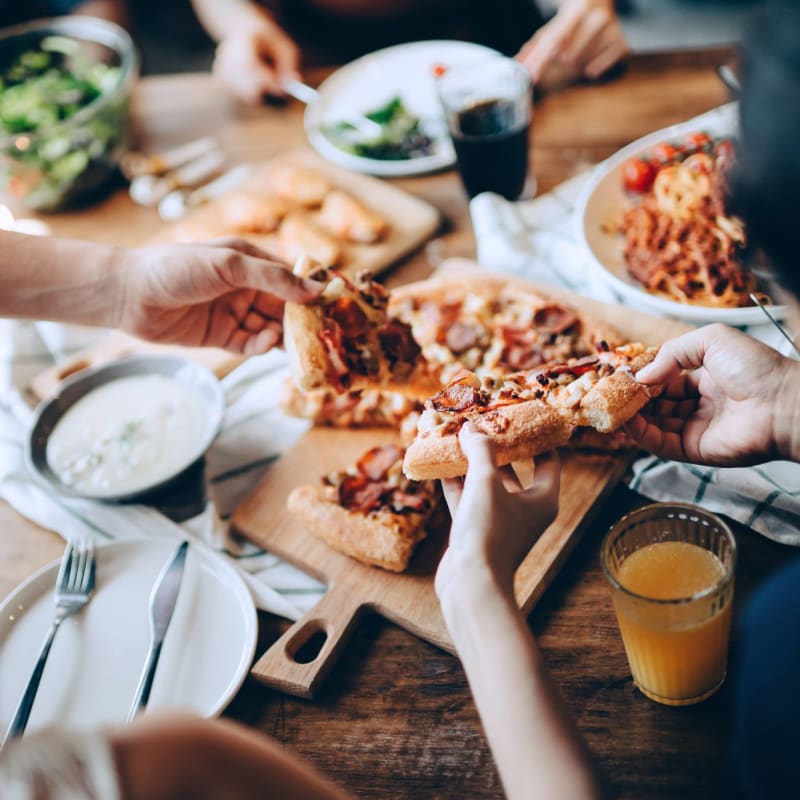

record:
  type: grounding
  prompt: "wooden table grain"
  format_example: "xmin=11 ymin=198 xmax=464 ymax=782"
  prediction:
xmin=1 ymin=46 xmax=796 ymax=799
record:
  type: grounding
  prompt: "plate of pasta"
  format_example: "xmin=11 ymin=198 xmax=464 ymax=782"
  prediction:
xmin=575 ymin=103 xmax=787 ymax=324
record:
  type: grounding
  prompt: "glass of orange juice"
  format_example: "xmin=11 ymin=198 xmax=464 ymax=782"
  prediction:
xmin=602 ymin=503 xmax=736 ymax=706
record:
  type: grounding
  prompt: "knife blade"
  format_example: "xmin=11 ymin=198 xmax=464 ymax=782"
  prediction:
xmin=127 ymin=541 xmax=189 ymax=721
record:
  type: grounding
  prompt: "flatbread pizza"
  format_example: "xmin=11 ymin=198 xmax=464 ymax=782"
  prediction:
xmin=287 ymin=443 xmax=439 ymax=573
xmin=403 ymin=343 xmax=660 ymax=480
xmin=283 ymin=258 xmax=439 ymax=396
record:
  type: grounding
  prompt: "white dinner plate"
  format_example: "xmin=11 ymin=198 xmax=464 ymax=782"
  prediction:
xmin=574 ymin=102 xmax=787 ymax=325
xmin=305 ymin=40 xmax=501 ymax=177
xmin=0 ymin=539 xmax=257 ymax=733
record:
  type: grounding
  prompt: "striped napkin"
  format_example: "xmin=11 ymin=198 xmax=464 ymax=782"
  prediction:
xmin=0 ymin=319 xmax=325 ymax=619
xmin=470 ymin=172 xmax=800 ymax=546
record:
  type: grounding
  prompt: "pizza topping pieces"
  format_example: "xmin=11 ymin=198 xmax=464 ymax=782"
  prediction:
xmin=431 ymin=374 xmax=487 ymax=413
xmin=379 ymin=320 xmax=422 ymax=374
xmin=328 ymin=296 xmax=369 ymax=338
xmin=319 ymin=319 xmax=351 ymax=392
xmin=357 ymin=443 xmax=402 ymax=481
xmin=445 ymin=322 xmax=479 ymax=354
xmin=322 ymin=444 xmax=433 ymax=515
xmin=532 ymin=304 xmax=579 ymax=334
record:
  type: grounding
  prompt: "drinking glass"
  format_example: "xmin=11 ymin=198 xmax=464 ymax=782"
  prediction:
xmin=602 ymin=503 xmax=736 ymax=706
xmin=436 ymin=56 xmax=532 ymax=200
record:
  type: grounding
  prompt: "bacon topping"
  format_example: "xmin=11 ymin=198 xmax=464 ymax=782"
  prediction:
xmin=339 ymin=473 xmax=385 ymax=512
xmin=319 ymin=320 xmax=351 ymax=392
xmin=379 ymin=319 xmax=421 ymax=367
xmin=431 ymin=376 xmax=487 ymax=412
xmin=391 ymin=491 xmax=428 ymax=512
xmin=328 ymin=296 xmax=368 ymax=338
xmin=542 ymin=355 xmax=600 ymax=379
xmin=357 ymin=444 xmax=401 ymax=481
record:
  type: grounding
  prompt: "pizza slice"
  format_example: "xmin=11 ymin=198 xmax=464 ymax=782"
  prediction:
xmin=278 ymin=213 xmax=343 ymax=267
xmin=389 ymin=273 xmax=624 ymax=382
xmin=403 ymin=343 xmax=660 ymax=480
xmin=279 ymin=377 xmax=422 ymax=431
xmin=287 ymin=443 xmax=439 ymax=572
xmin=283 ymin=258 xmax=439 ymax=396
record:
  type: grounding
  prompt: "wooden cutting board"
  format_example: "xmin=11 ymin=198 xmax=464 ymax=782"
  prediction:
xmin=232 ymin=259 xmax=692 ymax=699
xmin=148 ymin=149 xmax=441 ymax=278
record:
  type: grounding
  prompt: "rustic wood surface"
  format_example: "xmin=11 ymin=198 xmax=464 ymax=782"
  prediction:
xmin=2 ymin=46 xmax=796 ymax=799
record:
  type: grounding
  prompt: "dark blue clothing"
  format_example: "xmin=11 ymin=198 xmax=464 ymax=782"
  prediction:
xmin=730 ymin=556 xmax=800 ymax=798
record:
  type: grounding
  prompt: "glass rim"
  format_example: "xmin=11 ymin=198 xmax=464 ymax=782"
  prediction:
xmin=601 ymin=502 xmax=737 ymax=606
xmin=435 ymin=54 xmax=531 ymax=96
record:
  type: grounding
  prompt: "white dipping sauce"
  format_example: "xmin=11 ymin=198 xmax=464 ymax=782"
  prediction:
xmin=46 ymin=374 xmax=209 ymax=497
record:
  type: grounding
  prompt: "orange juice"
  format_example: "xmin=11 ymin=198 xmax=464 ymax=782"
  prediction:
xmin=612 ymin=541 xmax=733 ymax=705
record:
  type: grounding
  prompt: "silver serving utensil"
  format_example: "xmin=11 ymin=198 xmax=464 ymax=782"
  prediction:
xmin=158 ymin=163 xmax=252 ymax=221
xmin=281 ymin=77 xmax=383 ymax=139
xmin=749 ymin=293 xmax=800 ymax=357
xmin=127 ymin=541 xmax=189 ymax=721
xmin=121 ymin=137 xmax=218 ymax=180
xmin=129 ymin=149 xmax=226 ymax=207
xmin=2 ymin=538 xmax=95 ymax=748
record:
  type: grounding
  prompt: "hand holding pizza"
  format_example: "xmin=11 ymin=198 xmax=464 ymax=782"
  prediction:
xmin=436 ymin=424 xmax=561 ymax=600
xmin=118 ymin=238 xmax=321 ymax=356
xmin=627 ymin=324 xmax=800 ymax=466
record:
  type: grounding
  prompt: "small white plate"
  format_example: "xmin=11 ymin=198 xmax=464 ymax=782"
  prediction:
xmin=0 ymin=539 xmax=256 ymax=733
xmin=305 ymin=40 xmax=501 ymax=177
xmin=575 ymin=102 xmax=787 ymax=325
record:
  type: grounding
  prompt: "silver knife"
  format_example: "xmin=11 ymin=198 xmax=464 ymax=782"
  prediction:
xmin=127 ymin=541 xmax=189 ymax=721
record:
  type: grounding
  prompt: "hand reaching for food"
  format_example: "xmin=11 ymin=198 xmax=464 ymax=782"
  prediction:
xmin=516 ymin=0 xmax=629 ymax=87
xmin=436 ymin=424 xmax=561 ymax=599
xmin=118 ymin=238 xmax=321 ymax=355
xmin=627 ymin=324 xmax=800 ymax=466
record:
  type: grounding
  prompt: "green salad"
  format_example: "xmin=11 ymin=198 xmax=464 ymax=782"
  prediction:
xmin=323 ymin=96 xmax=436 ymax=161
xmin=0 ymin=35 xmax=128 ymax=210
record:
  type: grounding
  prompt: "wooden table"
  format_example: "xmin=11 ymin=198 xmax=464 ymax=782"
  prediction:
xmin=2 ymin=46 xmax=796 ymax=799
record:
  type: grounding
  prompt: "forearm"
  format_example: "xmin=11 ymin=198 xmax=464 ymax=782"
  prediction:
xmin=440 ymin=567 xmax=604 ymax=800
xmin=0 ymin=231 xmax=123 ymax=327
xmin=190 ymin=0 xmax=272 ymax=40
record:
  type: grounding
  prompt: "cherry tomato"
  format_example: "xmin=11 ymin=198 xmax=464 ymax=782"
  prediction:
xmin=622 ymin=158 xmax=658 ymax=193
xmin=651 ymin=142 xmax=682 ymax=164
xmin=715 ymin=138 xmax=736 ymax=162
xmin=684 ymin=132 xmax=712 ymax=151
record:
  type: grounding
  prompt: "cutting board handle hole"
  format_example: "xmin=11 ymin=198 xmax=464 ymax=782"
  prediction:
xmin=287 ymin=623 xmax=329 ymax=664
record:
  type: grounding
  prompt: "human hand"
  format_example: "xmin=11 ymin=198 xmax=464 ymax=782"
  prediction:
xmin=516 ymin=0 xmax=629 ymax=87
xmin=212 ymin=13 xmax=300 ymax=102
xmin=436 ymin=424 xmax=560 ymax=600
xmin=627 ymin=324 xmax=800 ymax=466
xmin=117 ymin=238 xmax=320 ymax=355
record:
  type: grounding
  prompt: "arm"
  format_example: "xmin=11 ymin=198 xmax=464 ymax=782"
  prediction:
xmin=517 ymin=0 xmax=628 ymax=87
xmin=0 ymin=231 xmax=320 ymax=355
xmin=111 ymin=713 xmax=351 ymax=800
xmin=190 ymin=0 xmax=300 ymax=101
xmin=436 ymin=426 xmax=604 ymax=800
xmin=627 ymin=324 xmax=800 ymax=465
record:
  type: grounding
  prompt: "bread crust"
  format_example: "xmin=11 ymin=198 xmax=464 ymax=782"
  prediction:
xmin=287 ymin=484 xmax=429 ymax=572
xmin=576 ymin=348 xmax=660 ymax=432
xmin=283 ymin=303 xmax=328 ymax=392
xmin=403 ymin=400 xmax=573 ymax=480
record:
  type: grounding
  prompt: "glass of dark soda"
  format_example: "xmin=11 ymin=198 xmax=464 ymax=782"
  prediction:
xmin=436 ymin=57 xmax=532 ymax=201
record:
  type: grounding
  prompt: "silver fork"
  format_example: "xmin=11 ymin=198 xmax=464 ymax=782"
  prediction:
xmin=1 ymin=537 xmax=96 ymax=748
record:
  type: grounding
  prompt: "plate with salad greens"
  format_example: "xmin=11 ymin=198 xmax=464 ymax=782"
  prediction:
xmin=305 ymin=40 xmax=500 ymax=177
